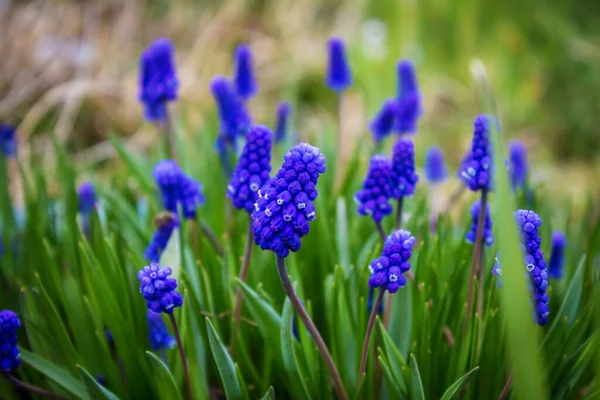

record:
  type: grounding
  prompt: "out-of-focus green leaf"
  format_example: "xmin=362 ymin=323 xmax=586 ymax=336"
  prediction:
xmin=146 ymin=351 xmax=183 ymax=400
xmin=440 ymin=367 xmax=480 ymax=400
xmin=77 ymin=365 xmax=120 ymax=400
xmin=408 ymin=354 xmax=425 ymax=400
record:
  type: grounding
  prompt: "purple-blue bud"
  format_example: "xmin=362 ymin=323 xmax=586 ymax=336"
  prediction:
xmin=275 ymin=102 xmax=292 ymax=143
xmin=138 ymin=39 xmax=179 ymax=122
xmin=509 ymin=140 xmax=528 ymax=189
xmin=137 ymin=262 xmax=183 ymax=314
xmin=390 ymin=137 xmax=419 ymax=198
xmin=354 ymin=155 xmax=395 ymax=222
xmin=548 ymin=230 xmax=566 ymax=279
xmin=0 ymin=124 xmax=16 ymax=157
xmin=78 ymin=181 xmax=96 ymax=216
xmin=325 ymin=37 xmax=352 ymax=92
xmin=233 ymin=44 xmax=258 ymax=100
xmin=424 ymin=146 xmax=448 ymax=184
xmin=210 ymin=76 xmax=251 ymax=141
xmin=0 ymin=310 xmax=21 ymax=371
xmin=369 ymin=99 xmax=397 ymax=142
xmin=459 ymin=115 xmax=495 ymax=192
xmin=465 ymin=200 xmax=494 ymax=246
xmin=368 ymin=230 xmax=416 ymax=293
xmin=145 ymin=212 xmax=179 ymax=263
xmin=147 ymin=311 xmax=176 ymax=350
xmin=395 ymin=60 xmax=422 ymax=134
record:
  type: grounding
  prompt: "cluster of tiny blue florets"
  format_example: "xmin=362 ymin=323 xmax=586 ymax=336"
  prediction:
xmin=395 ymin=60 xmax=422 ymax=134
xmin=78 ymin=181 xmax=96 ymax=216
xmin=368 ymin=230 xmax=416 ymax=293
xmin=391 ymin=137 xmax=419 ymax=198
xmin=275 ymin=102 xmax=292 ymax=143
xmin=144 ymin=212 xmax=179 ymax=262
xmin=424 ymin=146 xmax=448 ymax=184
xmin=325 ymin=37 xmax=352 ymax=92
xmin=227 ymin=125 xmax=272 ymax=213
xmin=211 ymin=76 xmax=251 ymax=146
xmin=0 ymin=310 xmax=21 ymax=371
xmin=0 ymin=124 xmax=16 ymax=157
xmin=233 ymin=44 xmax=258 ymax=101
xmin=153 ymin=160 xmax=205 ymax=219
xmin=509 ymin=140 xmax=528 ymax=190
xmin=147 ymin=311 xmax=176 ymax=350
xmin=370 ymin=99 xmax=397 ymax=142
xmin=137 ymin=263 xmax=183 ymax=314
xmin=354 ymin=155 xmax=395 ymax=222
xmin=251 ymin=143 xmax=326 ymax=258
xmin=548 ymin=230 xmax=567 ymax=279
xmin=465 ymin=200 xmax=494 ymax=247
xmin=459 ymin=115 xmax=495 ymax=191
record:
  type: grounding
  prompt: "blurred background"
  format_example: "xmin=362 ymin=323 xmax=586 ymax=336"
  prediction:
xmin=1 ymin=0 xmax=599 ymax=198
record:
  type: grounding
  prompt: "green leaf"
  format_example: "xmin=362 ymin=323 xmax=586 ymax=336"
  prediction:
xmin=408 ymin=354 xmax=425 ymax=400
xmin=378 ymin=355 xmax=403 ymax=399
xmin=146 ymin=351 xmax=183 ymax=400
xmin=440 ymin=366 xmax=480 ymax=400
xmin=77 ymin=365 xmax=120 ymax=400
xmin=260 ymin=386 xmax=275 ymax=400
xmin=335 ymin=197 xmax=350 ymax=274
xmin=160 ymin=227 xmax=182 ymax=281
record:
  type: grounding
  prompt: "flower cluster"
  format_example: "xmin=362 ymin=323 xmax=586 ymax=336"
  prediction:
xmin=369 ymin=99 xmax=397 ymax=142
xmin=509 ymin=140 xmax=528 ymax=189
xmin=515 ymin=210 xmax=549 ymax=325
xmin=138 ymin=39 xmax=179 ymax=122
xmin=424 ymin=146 xmax=448 ymax=184
xmin=354 ymin=155 xmax=395 ymax=222
xmin=325 ymin=37 xmax=352 ymax=92
xmin=144 ymin=212 xmax=179 ymax=263
xmin=395 ymin=60 xmax=422 ymax=134
xmin=210 ymin=76 xmax=251 ymax=145
xmin=0 ymin=124 xmax=16 ymax=157
xmin=275 ymin=102 xmax=292 ymax=143
xmin=227 ymin=125 xmax=273 ymax=213
xmin=548 ymin=230 xmax=567 ymax=279
xmin=459 ymin=115 xmax=495 ymax=191
xmin=465 ymin=200 xmax=494 ymax=246
xmin=252 ymin=143 xmax=327 ymax=257
xmin=137 ymin=263 xmax=183 ymax=314
xmin=391 ymin=137 xmax=419 ymax=198
xmin=78 ymin=181 xmax=96 ymax=216
xmin=153 ymin=160 xmax=205 ymax=219
xmin=147 ymin=311 xmax=176 ymax=350
xmin=233 ymin=44 xmax=258 ymax=101
xmin=368 ymin=230 xmax=416 ymax=293
xmin=0 ymin=310 xmax=21 ymax=371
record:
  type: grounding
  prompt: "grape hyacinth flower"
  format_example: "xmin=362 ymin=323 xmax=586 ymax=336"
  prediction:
xmin=144 ymin=212 xmax=179 ymax=263
xmin=459 ymin=115 xmax=495 ymax=192
xmin=465 ymin=200 xmax=494 ymax=246
xmin=147 ymin=311 xmax=176 ymax=350
xmin=369 ymin=99 xmax=397 ymax=142
xmin=354 ymin=154 xmax=395 ymax=224
xmin=391 ymin=137 xmax=419 ymax=199
xmin=138 ymin=39 xmax=179 ymax=122
xmin=252 ymin=143 xmax=327 ymax=258
xmin=325 ymin=37 xmax=352 ymax=92
xmin=228 ymin=125 xmax=273 ymax=213
xmin=0 ymin=310 xmax=20 ymax=371
xmin=0 ymin=124 xmax=16 ymax=157
xmin=368 ymin=230 xmax=416 ymax=293
xmin=548 ymin=230 xmax=567 ymax=279
xmin=233 ymin=44 xmax=258 ymax=101
xmin=153 ymin=160 xmax=183 ymax=213
xmin=179 ymin=174 xmax=205 ymax=219
xmin=137 ymin=263 xmax=183 ymax=314
xmin=395 ymin=60 xmax=422 ymax=134
xmin=78 ymin=181 xmax=96 ymax=216
xmin=515 ymin=210 xmax=550 ymax=325
xmin=210 ymin=76 xmax=251 ymax=145
xmin=509 ymin=140 xmax=528 ymax=190
xmin=275 ymin=102 xmax=292 ymax=143
xmin=424 ymin=147 xmax=448 ymax=184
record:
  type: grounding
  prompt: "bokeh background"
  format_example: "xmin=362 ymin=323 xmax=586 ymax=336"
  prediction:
xmin=1 ymin=0 xmax=599 ymax=199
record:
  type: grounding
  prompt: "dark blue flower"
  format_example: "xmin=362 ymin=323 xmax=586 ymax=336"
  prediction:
xmin=145 ymin=212 xmax=179 ymax=263
xmin=509 ymin=140 xmax=528 ymax=190
xmin=78 ymin=181 xmax=96 ymax=216
xmin=138 ymin=39 xmax=179 ymax=122
xmin=394 ymin=60 xmax=422 ymax=134
xmin=210 ymin=76 xmax=251 ymax=143
xmin=147 ymin=311 xmax=176 ymax=350
xmin=234 ymin=44 xmax=258 ymax=101
xmin=227 ymin=125 xmax=273 ymax=213
xmin=424 ymin=146 xmax=448 ymax=184
xmin=354 ymin=154 xmax=395 ymax=222
xmin=548 ymin=230 xmax=566 ymax=279
xmin=0 ymin=124 xmax=16 ymax=157
xmin=465 ymin=200 xmax=494 ymax=246
xmin=325 ymin=37 xmax=352 ymax=92
xmin=179 ymin=174 xmax=205 ymax=219
xmin=251 ymin=143 xmax=327 ymax=257
xmin=369 ymin=99 xmax=397 ymax=142
xmin=0 ymin=310 xmax=21 ymax=371
xmin=153 ymin=160 xmax=183 ymax=213
xmin=390 ymin=137 xmax=419 ymax=198
xmin=515 ymin=210 xmax=549 ymax=326
xmin=275 ymin=102 xmax=292 ymax=143
xmin=137 ymin=263 xmax=183 ymax=314
xmin=459 ymin=115 xmax=495 ymax=191
xmin=368 ymin=230 xmax=416 ymax=293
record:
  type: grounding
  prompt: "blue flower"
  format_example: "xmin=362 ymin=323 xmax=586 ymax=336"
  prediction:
xmin=144 ymin=212 xmax=179 ymax=263
xmin=233 ymin=44 xmax=258 ymax=101
xmin=459 ymin=115 xmax=495 ymax=191
xmin=0 ymin=124 xmax=16 ymax=157
xmin=369 ymin=99 xmax=397 ymax=142
xmin=354 ymin=155 xmax=395 ymax=223
xmin=465 ymin=200 xmax=494 ymax=246
xmin=395 ymin=60 xmax=422 ymax=134
xmin=325 ymin=37 xmax=352 ymax=92
xmin=228 ymin=125 xmax=273 ymax=213
xmin=147 ymin=311 xmax=176 ymax=350
xmin=210 ymin=76 xmax=251 ymax=143
xmin=390 ymin=137 xmax=419 ymax=198
xmin=548 ymin=230 xmax=566 ymax=279
xmin=515 ymin=210 xmax=549 ymax=326
xmin=179 ymin=174 xmax=205 ymax=219
xmin=368 ymin=230 xmax=416 ymax=293
xmin=509 ymin=140 xmax=528 ymax=190
xmin=78 ymin=181 xmax=96 ymax=216
xmin=0 ymin=310 xmax=21 ymax=371
xmin=137 ymin=263 xmax=183 ymax=314
xmin=424 ymin=146 xmax=448 ymax=184
xmin=153 ymin=160 xmax=204 ymax=219
xmin=138 ymin=39 xmax=179 ymax=122
xmin=252 ymin=143 xmax=327 ymax=257
xmin=275 ymin=102 xmax=292 ymax=143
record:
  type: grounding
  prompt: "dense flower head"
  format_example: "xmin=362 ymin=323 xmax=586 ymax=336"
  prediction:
xmin=144 ymin=212 xmax=179 ymax=263
xmin=78 ymin=181 xmax=96 ymax=216
xmin=153 ymin=160 xmax=204 ymax=218
xmin=147 ymin=311 xmax=176 ymax=350
xmin=179 ymin=174 xmax=205 ymax=219
xmin=424 ymin=146 xmax=448 ymax=184
xmin=210 ymin=76 xmax=251 ymax=142
xmin=0 ymin=310 xmax=21 ymax=371
xmin=233 ymin=44 xmax=258 ymax=100
xmin=465 ymin=200 xmax=494 ymax=246
xmin=368 ymin=230 xmax=416 ymax=293
xmin=138 ymin=38 xmax=179 ymax=121
xmin=370 ymin=99 xmax=398 ymax=142
xmin=515 ymin=210 xmax=549 ymax=325
xmin=228 ymin=125 xmax=273 ymax=213
xmin=325 ymin=37 xmax=352 ymax=92
xmin=137 ymin=262 xmax=183 ymax=314
xmin=354 ymin=155 xmax=395 ymax=222
xmin=0 ymin=124 xmax=16 ymax=157
xmin=509 ymin=140 xmax=528 ymax=189
xmin=548 ymin=230 xmax=567 ymax=279
xmin=395 ymin=60 xmax=422 ymax=134
xmin=459 ymin=115 xmax=495 ymax=191
xmin=390 ymin=137 xmax=419 ymax=198
xmin=275 ymin=102 xmax=292 ymax=143
xmin=251 ymin=143 xmax=326 ymax=257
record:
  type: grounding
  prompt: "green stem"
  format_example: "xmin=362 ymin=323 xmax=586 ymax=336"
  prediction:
xmin=2 ymin=372 xmax=66 ymax=400
xmin=169 ymin=314 xmax=193 ymax=400
xmin=375 ymin=221 xmax=387 ymax=242
xmin=200 ymin=221 xmax=224 ymax=256
xmin=395 ymin=197 xmax=404 ymax=230
xmin=358 ymin=289 xmax=385 ymax=382
xmin=231 ymin=218 xmax=254 ymax=346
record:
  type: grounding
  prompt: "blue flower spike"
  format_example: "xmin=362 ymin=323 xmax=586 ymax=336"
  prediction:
xmin=275 ymin=102 xmax=292 ymax=143
xmin=368 ymin=230 xmax=416 ymax=293
xmin=354 ymin=154 xmax=395 ymax=223
xmin=465 ymin=200 xmax=494 ymax=247
xmin=234 ymin=44 xmax=258 ymax=101
xmin=0 ymin=310 xmax=21 ymax=371
xmin=144 ymin=211 xmax=179 ymax=263
xmin=153 ymin=160 xmax=183 ymax=213
xmin=137 ymin=262 xmax=183 ymax=314
xmin=325 ymin=37 xmax=352 ymax=92
xmin=147 ymin=310 xmax=176 ymax=350
xmin=391 ymin=137 xmax=419 ymax=199
xmin=210 ymin=76 xmax=251 ymax=143
xmin=78 ymin=181 xmax=96 ymax=217
xmin=424 ymin=146 xmax=448 ymax=184
xmin=548 ymin=230 xmax=567 ymax=279
xmin=509 ymin=139 xmax=528 ymax=190
xmin=459 ymin=115 xmax=496 ymax=192
xmin=0 ymin=124 xmax=17 ymax=157
xmin=395 ymin=60 xmax=422 ymax=134
xmin=370 ymin=99 xmax=398 ymax=142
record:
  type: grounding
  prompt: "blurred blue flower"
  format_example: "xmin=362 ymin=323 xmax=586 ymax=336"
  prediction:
xmin=0 ymin=124 xmax=16 ymax=157
xmin=0 ymin=310 xmax=21 ymax=371
xmin=210 ymin=76 xmax=251 ymax=144
xmin=391 ymin=137 xmax=419 ymax=198
xmin=424 ymin=146 xmax=448 ymax=184
xmin=275 ymin=102 xmax=292 ymax=143
xmin=144 ymin=212 xmax=179 ymax=263
xmin=548 ymin=230 xmax=567 ymax=279
xmin=179 ymin=174 xmax=205 ymax=219
xmin=395 ymin=60 xmax=422 ymax=134
xmin=153 ymin=160 xmax=204 ymax=219
xmin=465 ymin=200 xmax=494 ymax=247
xmin=354 ymin=154 xmax=395 ymax=223
xmin=509 ymin=140 xmax=528 ymax=190
xmin=368 ymin=230 xmax=416 ymax=293
xmin=137 ymin=263 xmax=183 ymax=314
xmin=459 ymin=115 xmax=496 ymax=192
xmin=78 ymin=181 xmax=96 ymax=216
xmin=233 ymin=44 xmax=258 ymax=101
xmin=147 ymin=311 xmax=176 ymax=350
xmin=369 ymin=99 xmax=397 ymax=142
xmin=325 ymin=37 xmax=352 ymax=92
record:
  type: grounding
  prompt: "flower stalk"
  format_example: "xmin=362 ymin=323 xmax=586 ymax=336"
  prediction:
xmin=358 ymin=288 xmax=385 ymax=381
xmin=169 ymin=314 xmax=193 ymax=400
